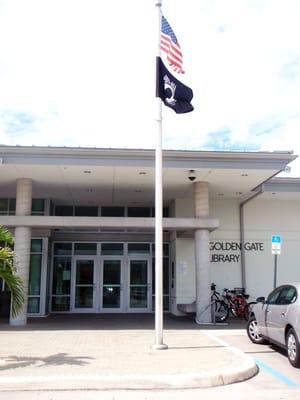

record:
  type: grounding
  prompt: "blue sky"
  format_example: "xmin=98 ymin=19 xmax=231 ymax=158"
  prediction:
xmin=0 ymin=0 xmax=300 ymax=174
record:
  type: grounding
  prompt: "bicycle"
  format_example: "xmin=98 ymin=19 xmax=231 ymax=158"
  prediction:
xmin=210 ymin=283 xmax=229 ymax=322
xmin=222 ymin=287 xmax=256 ymax=321
xmin=211 ymin=284 xmax=256 ymax=322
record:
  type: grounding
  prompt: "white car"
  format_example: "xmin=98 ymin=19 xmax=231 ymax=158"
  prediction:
xmin=247 ymin=283 xmax=300 ymax=368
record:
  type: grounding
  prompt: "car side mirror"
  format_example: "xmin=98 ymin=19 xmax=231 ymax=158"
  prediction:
xmin=256 ymin=296 xmax=265 ymax=303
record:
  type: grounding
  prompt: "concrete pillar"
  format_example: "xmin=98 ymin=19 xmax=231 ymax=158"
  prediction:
xmin=10 ymin=178 xmax=32 ymax=326
xmin=194 ymin=182 xmax=211 ymax=324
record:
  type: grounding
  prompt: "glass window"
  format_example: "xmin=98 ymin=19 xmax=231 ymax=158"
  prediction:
xmin=101 ymin=207 xmax=125 ymax=217
xmin=31 ymin=239 xmax=43 ymax=253
xmin=130 ymin=260 xmax=148 ymax=285
xmin=51 ymin=296 xmax=70 ymax=312
xmin=27 ymin=297 xmax=40 ymax=313
xmin=9 ymin=198 xmax=16 ymax=215
xmin=0 ymin=199 xmax=8 ymax=215
xmin=74 ymin=243 xmax=97 ymax=255
xmin=55 ymin=206 xmax=73 ymax=216
xmin=267 ymin=287 xmax=282 ymax=305
xmin=52 ymin=258 xmax=71 ymax=295
xmin=103 ymin=260 xmax=121 ymax=285
xmin=277 ymin=286 xmax=297 ymax=305
xmin=31 ymin=199 xmax=45 ymax=215
xmin=54 ymin=243 xmax=72 ymax=256
xmin=74 ymin=206 xmax=98 ymax=217
xmin=128 ymin=207 xmax=151 ymax=217
xmin=76 ymin=260 xmax=94 ymax=284
xmin=128 ymin=243 xmax=150 ymax=255
xmin=28 ymin=255 xmax=42 ymax=296
xmin=101 ymin=243 xmax=124 ymax=255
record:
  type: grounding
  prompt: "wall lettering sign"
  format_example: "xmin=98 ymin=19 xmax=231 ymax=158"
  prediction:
xmin=210 ymin=241 xmax=264 ymax=263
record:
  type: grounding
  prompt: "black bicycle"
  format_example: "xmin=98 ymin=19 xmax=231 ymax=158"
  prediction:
xmin=211 ymin=283 xmax=229 ymax=322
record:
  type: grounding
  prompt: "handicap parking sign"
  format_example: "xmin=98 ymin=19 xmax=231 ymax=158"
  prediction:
xmin=272 ymin=235 xmax=281 ymax=244
xmin=271 ymin=235 xmax=281 ymax=255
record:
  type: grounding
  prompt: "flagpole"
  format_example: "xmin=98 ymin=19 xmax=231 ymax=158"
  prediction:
xmin=152 ymin=0 xmax=167 ymax=350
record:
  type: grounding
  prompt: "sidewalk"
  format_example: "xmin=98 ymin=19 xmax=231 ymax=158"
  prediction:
xmin=0 ymin=315 xmax=257 ymax=391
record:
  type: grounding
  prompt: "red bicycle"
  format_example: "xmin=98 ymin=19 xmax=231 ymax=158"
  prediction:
xmin=211 ymin=284 xmax=256 ymax=322
xmin=223 ymin=288 xmax=256 ymax=320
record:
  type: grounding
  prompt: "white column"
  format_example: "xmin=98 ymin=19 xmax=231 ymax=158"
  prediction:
xmin=194 ymin=182 xmax=211 ymax=324
xmin=10 ymin=178 xmax=32 ymax=326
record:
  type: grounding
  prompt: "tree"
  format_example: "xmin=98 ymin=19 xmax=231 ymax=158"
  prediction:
xmin=0 ymin=226 xmax=24 ymax=317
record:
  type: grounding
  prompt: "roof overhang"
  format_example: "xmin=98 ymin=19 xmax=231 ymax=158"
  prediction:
xmin=0 ymin=145 xmax=297 ymax=203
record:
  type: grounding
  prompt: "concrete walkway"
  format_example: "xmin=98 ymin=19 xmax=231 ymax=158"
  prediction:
xmin=0 ymin=315 xmax=257 ymax=391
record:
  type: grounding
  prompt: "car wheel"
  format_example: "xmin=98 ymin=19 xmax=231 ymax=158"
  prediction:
xmin=286 ymin=329 xmax=300 ymax=368
xmin=247 ymin=317 xmax=266 ymax=344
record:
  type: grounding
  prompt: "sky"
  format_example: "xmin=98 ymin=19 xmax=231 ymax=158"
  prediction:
xmin=0 ymin=0 xmax=300 ymax=175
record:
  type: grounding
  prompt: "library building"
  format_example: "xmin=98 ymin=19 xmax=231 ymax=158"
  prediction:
xmin=0 ymin=145 xmax=299 ymax=325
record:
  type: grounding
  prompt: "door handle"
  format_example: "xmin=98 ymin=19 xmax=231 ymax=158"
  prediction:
xmin=281 ymin=312 xmax=286 ymax=317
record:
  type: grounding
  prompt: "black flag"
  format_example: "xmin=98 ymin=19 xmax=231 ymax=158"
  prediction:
xmin=156 ymin=57 xmax=194 ymax=114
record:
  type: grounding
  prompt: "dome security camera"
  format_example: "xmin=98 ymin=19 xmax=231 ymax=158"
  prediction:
xmin=188 ymin=169 xmax=196 ymax=182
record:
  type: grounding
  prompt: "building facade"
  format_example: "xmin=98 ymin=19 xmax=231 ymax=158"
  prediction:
xmin=0 ymin=145 xmax=298 ymax=325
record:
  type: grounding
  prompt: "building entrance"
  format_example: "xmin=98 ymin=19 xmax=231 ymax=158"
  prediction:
xmin=51 ymin=241 xmax=169 ymax=315
xmin=70 ymin=256 xmax=152 ymax=313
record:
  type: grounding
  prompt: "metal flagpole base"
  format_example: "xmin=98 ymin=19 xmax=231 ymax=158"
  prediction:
xmin=152 ymin=343 xmax=168 ymax=350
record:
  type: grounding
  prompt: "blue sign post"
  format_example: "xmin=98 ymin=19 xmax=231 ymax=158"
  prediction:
xmin=271 ymin=235 xmax=281 ymax=289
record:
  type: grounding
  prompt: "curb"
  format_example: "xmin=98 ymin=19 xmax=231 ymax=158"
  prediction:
xmin=0 ymin=346 xmax=258 ymax=391
xmin=0 ymin=331 xmax=258 ymax=390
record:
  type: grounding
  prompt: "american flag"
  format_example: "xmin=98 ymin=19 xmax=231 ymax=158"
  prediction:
xmin=160 ymin=14 xmax=185 ymax=74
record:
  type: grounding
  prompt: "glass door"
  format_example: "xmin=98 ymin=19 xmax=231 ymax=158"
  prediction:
xmin=72 ymin=258 xmax=96 ymax=312
xmin=128 ymin=258 xmax=151 ymax=312
xmin=101 ymin=259 xmax=123 ymax=312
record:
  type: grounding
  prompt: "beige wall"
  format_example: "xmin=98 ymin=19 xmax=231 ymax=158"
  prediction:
xmin=172 ymin=196 xmax=300 ymax=310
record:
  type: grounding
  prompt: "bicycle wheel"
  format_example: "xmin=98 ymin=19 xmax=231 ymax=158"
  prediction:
xmin=213 ymin=300 xmax=229 ymax=322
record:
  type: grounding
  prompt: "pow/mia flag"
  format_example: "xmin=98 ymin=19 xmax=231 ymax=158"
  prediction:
xmin=156 ymin=57 xmax=194 ymax=114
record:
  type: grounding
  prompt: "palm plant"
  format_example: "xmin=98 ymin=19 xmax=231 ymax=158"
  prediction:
xmin=0 ymin=226 xmax=24 ymax=317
